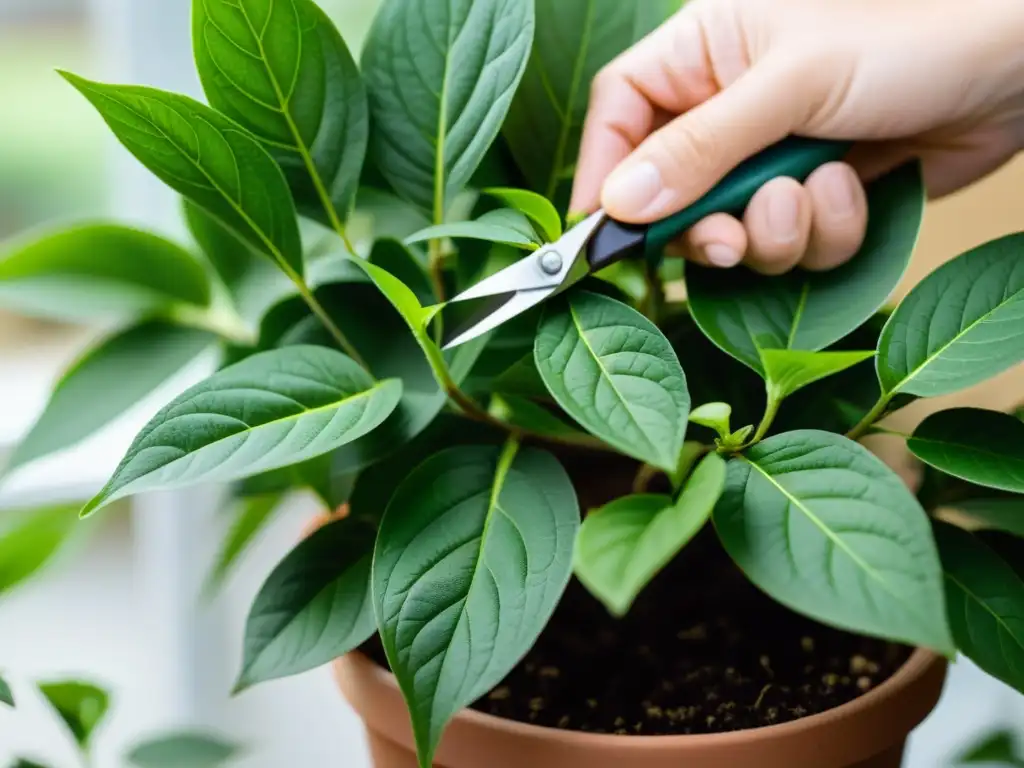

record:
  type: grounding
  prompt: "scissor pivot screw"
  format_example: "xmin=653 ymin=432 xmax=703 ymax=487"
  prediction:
xmin=539 ymin=251 xmax=563 ymax=275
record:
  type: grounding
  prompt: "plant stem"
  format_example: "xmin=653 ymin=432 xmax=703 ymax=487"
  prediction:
xmin=632 ymin=463 xmax=660 ymax=494
xmin=644 ymin=260 xmax=665 ymax=323
xmin=428 ymin=238 xmax=447 ymax=303
xmin=164 ymin=302 xmax=255 ymax=346
xmin=846 ymin=393 xmax=894 ymax=441
xmin=747 ymin=388 xmax=783 ymax=446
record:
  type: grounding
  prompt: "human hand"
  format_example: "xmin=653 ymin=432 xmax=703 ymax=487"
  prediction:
xmin=570 ymin=0 xmax=1024 ymax=275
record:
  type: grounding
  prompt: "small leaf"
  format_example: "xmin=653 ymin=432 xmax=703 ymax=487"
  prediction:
xmin=482 ymin=188 xmax=562 ymax=242
xmin=489 ymin=393 xmax=591 ymax=443
xmin=404 ymin=209 xmax=541 ymax=251
xmin=935 ymin=522 xmax=1024 ymax=695
xmin=689 ymin=402 xmax=732 ymax=438
xmin=761 ymin=349 xmax=876 ymax=402
xmin=38 ymin=681 xmax=110 ymax=750
xmin=878 ymin=232 xmax=1024 ymax=397
xmin=0 ymin=506 xmax=79 ymax=596
xmin=957 ymin=729 xmax=1024 ymax=765
xmin=0 ymin=224 xmax=211 ymax=321
xmin=362 ymin=0 xmax=535 ymax=213
xmin=82 ymin=346 xmax=403 ymax=516
xmin=0 ymin=674 xmax=13 ymax=707
xmin=575 ymin=453 xmax=726 ymax=616
xmin=534 ymin=291 xmax=690 ymax=472
xmin=6 ymin=323 xmax=215 ymax=475
xmin=688 ymin=163 xmax=924 ymax=374
xmin=236 ymin=516 xmax=376 ymax=690
xmin=954 ymin=498 xmax=1024 ymax=539
xmin=193 ymin=0 xmax=367 ymax=226
xmin=374 ymin=442 xmax=578 ymax=767
xmin=908 ymin=408 xmax=1024 ymax=494
xmin=205 ymin=493 xmax=284 ymax=595
xmin=61 ymin=72 xmax=305 ymax=278
xmin=127 ymin=732 xmax=239 ymax=768
xmin=714 ymin=430 xmax=954 ymax=653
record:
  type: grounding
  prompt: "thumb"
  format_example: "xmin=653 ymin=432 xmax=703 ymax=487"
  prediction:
xmin=601 ymin=59 xmax=809 ymax=223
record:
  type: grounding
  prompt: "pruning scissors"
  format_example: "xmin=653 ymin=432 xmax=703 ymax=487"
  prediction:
xmin=442 ymin=136 xmax=851 ymax=350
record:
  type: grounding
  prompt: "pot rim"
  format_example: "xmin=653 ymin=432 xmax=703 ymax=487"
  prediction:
xmin=339 ymin=645 xmax=942 ymax=749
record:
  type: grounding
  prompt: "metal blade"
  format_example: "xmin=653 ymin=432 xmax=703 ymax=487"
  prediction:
xmin=441 ymin=288 xmax=554 ymax=350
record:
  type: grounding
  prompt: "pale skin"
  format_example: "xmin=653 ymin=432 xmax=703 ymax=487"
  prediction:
xmin=570 ymin=0 xmax=1024 ymax=275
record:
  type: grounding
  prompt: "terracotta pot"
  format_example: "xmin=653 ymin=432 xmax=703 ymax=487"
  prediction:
xmin=335 ymin=649 xmax=946 ymax=768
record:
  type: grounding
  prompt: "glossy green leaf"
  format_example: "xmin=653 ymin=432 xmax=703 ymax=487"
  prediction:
xmin=6 ymin=322 xmax=215 ymax=476
xmin=362 ymin=0 xmax=535 ymax=213
xmin=935 ymin=522 xmax=1024 ymax=694
xmin=82 ymin=346 xmax=402 ymax=516
xmin=39 ymin=681 xmax=110 ymax=749
xmin=878 ymin=232 xmax=1024 ymax=397
xmin=236 ymin=516 xmax=376 ymax=690
xmin=0 ymin=224 xmax=211 ymax=321
xmin=374 ymin=443 xmax=578 ymax=767
xmin=761 ymin=349 xmax=876 ymax=401
xmin=490 ymin=353 xmax=548 ymax=399
xmin=957 ymin=730 xmax=1024 ymax=765
xmin=61 ymin=72 xmax=305 ymax=278
xmin=0 ymin=506 xmax=79 ymax=596
xmin=127 ymin=732 xmax=239 ymax=768
xmin=534 ymin=291 xmax=690 ymax=471
xmin=954 ymin=498 xmax=1024 ymax=539
xmin=404 ymin=209 xmax=541 ymax=251
xmin=688 ymin=163 xmax=924 ymax=374
xmin=488 ymin=393 xmax=591 ymax=443
xmin=908 ymin=409 xmax=1024 ymax=494
xmin=715 ymin=429 xmax=954 ymax=653
xmin=183 ymin=200 xmax=259 ymax=292
xmin=205 ymin=493 xmax=283 ymax=596
xmin=689 ymin=402 xmax=732 ymax=438
xmin=575 ymin=452 xmax=726 ymax=616
xmin=482 ymin=188 xmax=562 ymax=242
xmin=503 ymin=0 xmax=676 ymax=197
xmin=193 ymin=0 xmax=367 ymax=226
xmin=368 ymin=237 xmax=434 ymax=305
xmin=0 ymin=675 xmax=13 ymax=707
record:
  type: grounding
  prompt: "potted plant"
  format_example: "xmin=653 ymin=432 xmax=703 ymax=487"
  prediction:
xmin=2 ymin=0 xmax=1022 ymax=767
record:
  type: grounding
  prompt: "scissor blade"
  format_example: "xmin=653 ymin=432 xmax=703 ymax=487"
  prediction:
xmin=441 ymin=288 xmax=553 ymax=351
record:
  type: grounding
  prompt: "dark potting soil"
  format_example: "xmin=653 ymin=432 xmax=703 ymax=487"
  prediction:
xmin=361 ymin=526 xmax=912 ymax=737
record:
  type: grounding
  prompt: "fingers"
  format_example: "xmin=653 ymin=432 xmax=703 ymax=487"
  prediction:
xmin=743 ymin=177 xmax=813 ymax=275
xmin=802 ymin=162 xmax=869 ymax=270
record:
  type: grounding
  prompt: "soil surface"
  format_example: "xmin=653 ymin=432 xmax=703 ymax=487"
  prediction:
xmin=361 ymin=527 xmax=911 ymax=736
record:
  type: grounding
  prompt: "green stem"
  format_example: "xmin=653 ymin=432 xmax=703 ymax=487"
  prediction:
xmin=163 ymin=303 xmax=255 ymax=346
xmin=643 ymin=260 xmax=665 ymax=322
xmin=428 ymin=238 xmax=447 ymax=304
xmin=846 ymin=392 xmax=895 ymax=441
xmin=632 ymin=463 xmax=659 ymax=494
xmin=746 ymin=387 xmax=783 ymax=446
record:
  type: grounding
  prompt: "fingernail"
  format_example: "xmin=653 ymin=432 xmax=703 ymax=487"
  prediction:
xmin=603 ymin=161 xmax=668 ymax=217
xmin=767 ymin=191 xmax=800 ymax=243
xmin=704 ymin=243 xmax=741 ymax=268
xmin=825 ymin=166 xmax=859 ymax=219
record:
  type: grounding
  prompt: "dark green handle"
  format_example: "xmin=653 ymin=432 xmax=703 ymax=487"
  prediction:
xmin=644 ymin=136 xmax=852 ymax=259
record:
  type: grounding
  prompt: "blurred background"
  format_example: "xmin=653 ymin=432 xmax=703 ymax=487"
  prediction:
xmin=0 ymin=1 xmax=1022 ymax=766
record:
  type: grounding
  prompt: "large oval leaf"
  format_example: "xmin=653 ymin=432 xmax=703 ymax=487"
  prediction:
xmin=373 ymin=443 xmax=578 ymax=767
xmin=361 ymin=0 xmax=535 ymax=213
xmin=878 ymin=232 xmax=1024 ymax=397
xmin=908 ymin=408 xmax=1024 ymax=494
xmin=935 ymin=522 xmax=1024 ymax=695
xmin=61 ymin=73 xmax=304 ymax=277
xmin=534 ymin=290 xmax=690 ymax=472
xmin=82 ymin=346 xmax=402 ymax=516
xmin=574 ymin=452 xmax=726 ymax=616
xmin=0 ymin=224 xmax=211 ymax=321
xmin=194 ymin=0 xmax=367 ymax=227
xmin=236 ymin=516 xmax=376 ymax=690
xmin=714 ymin=429 xmax=954 ymax=653
xmin=502 ymin=0 xmax=676 ymax=197
xmin=6 ymin=323 xmax=215 ymax=476
xmin=688 ymin=163 xmax=924 ymax=375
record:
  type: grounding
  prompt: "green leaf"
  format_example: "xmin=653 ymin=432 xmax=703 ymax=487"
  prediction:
xmin=761 ymin=349 xmax=876 ymax=401
xmin=488 ymin=393 xmax=591 ymax=443
xmin=38 ymin=681 xmax=110 ymax=750
xmin=127 ymin=732 xmax=239 ymax=768
xmin=82 ymin=346 xmax=403 ymax=517
xmin=193 ymin=0 xmax=367 ymax=227
xmin=368 ymin=237 xmax=434 ymax=306
xmin=935 ymin=522 xmax=1024 ymax=695
xmin=714 ymin=429 xmax=954 ymax=653
xmin=373 ymin=442 xmax=578 ymax=767
xmin=183 ymin=200 xmax=258 ymax=292
xmin=957 ymin=730 xmax=1024 ymax=765
xmin=908 ymin=409 xmax=1024 ymax=494
xmin=689 ymin=402 xmax=732 ymax=438
xmin=404 ymin=209 xmax=541 ymax=251
xmin=236 ymin=516 xmax=376 ymax=690
xmin=503 ymin=0 xmax=676 ymax=197
xmin=205 ymin=493 xmax=283 ymax=595
xmin=0 ymin=224 xmax=211 ymax=321
xmin=482 ymin=188 xmax=562 ymax=242
xmin=575 ymin=453 xmax=726 ymax=616
xmin=954 ymin=498 xmax=1024 ymax=539
xmin=362 ymin=0 xmax=535 ymax=213
xmin=12 ymin=759 xmax=49 ymax=768
xmin=669 ymin=441 xmax=707 ymax=491
xmin=490 ymin=353 xmax=548 ymax=399
xmin=0 ymin=506 xmax=79 ymax=596
xmin=60 ymin=72 xmax=305 ymax=278
xmin=688 ymin=163 xmax=924 ymax=374
xmin=878 ymin=232 xmax=1024 ymax=397
xmin=6 ymin=323 xmax=215 ymax=476
xmin=0 ymin=675 xmax=13 ymax=707
xmin=534 ymin=291 xmax=690 ymax=472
